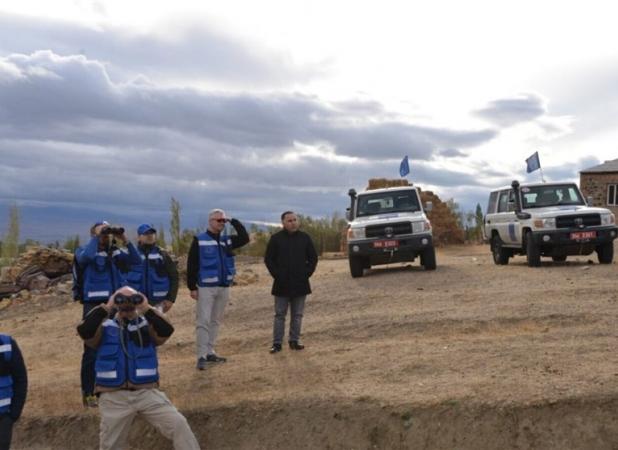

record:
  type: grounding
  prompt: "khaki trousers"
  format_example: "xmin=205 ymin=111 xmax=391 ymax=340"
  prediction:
xmin=99 ymin=389 xmax=200 ymax=450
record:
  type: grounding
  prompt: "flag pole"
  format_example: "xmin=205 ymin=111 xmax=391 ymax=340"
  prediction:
xmin=539 ymin=165 xmax=546 ymax=183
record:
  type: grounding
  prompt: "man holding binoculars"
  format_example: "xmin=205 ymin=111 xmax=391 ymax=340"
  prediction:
xmin=75 ymin=221 xmax=141 ymax=408
xmin=77 ymin=286 xmax=200 ymax=450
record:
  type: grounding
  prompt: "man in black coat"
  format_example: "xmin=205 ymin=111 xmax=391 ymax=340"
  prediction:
xmin=264 ymin=211 xmax=318 ymax=353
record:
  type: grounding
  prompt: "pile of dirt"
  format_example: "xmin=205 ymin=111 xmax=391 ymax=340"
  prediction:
xmin=13 ymin=396 xmax=618 ymax=449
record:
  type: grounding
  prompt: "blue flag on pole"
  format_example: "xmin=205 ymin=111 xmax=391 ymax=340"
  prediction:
xmin=399 ymin=155 xmax=410 ymax=177
xmin=526 ymin=151 xmax=541 ymax=173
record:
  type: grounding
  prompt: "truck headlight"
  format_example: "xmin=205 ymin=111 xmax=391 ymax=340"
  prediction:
xmin=601 ymin=213 xmax=616 ymax=226
xmin=412 ymin=221 xmax=431 ymax=233
xmin=533 ymin=218 xmax=556 ymax=229
xmin=347 ymin=227 xmax=365 ymax=240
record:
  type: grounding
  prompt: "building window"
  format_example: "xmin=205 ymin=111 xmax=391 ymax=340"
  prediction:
xmin=608 ymin=184 xmax=618 ymax=206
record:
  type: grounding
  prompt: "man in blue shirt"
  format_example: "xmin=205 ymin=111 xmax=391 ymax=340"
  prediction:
xmin=75 ymin=221 xmax=141 ymax=407
xmin=0 ymin=334 xmax=27 ymax=450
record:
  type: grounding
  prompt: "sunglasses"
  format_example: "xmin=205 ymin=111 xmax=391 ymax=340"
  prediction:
xmin=114 ymin=293 xmax=144 ymax=305
xmin=213 ymin=219 xmax=227 ymax=223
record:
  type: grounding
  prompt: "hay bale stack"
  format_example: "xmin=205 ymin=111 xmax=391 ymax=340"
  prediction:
xmin=366 ymin=178 xmax=410 ymax=190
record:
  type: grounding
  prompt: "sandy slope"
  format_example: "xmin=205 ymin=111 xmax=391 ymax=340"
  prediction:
xmin=3 ymin=244 xmax=618 ymax=449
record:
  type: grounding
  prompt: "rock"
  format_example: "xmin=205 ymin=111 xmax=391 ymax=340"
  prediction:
xmin=27 ymin=274 xmax=50 ymax=291
xmin=55 ymin=283 xmax=71 ymax=295
xmin=234 ymin=270 xmax=259 ymax=286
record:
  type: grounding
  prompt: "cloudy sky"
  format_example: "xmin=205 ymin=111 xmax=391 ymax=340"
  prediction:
xmin=1 ymin=0 xmax=616 ymax=242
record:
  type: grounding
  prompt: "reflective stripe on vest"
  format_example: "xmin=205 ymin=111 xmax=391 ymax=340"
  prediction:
xmin=196 ymin=232 xmax=236 ymax=287
xmin=83 ymin=246 xmax=125 ymax=303
xmin=127 ymin=247 xmax=170 ymax=302
xmin=95 ymin=318 xmax=159 ymax=387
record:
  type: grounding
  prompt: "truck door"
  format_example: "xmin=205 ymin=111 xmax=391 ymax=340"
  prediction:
xmin=494 ymin=189 xmax=518 ymax=245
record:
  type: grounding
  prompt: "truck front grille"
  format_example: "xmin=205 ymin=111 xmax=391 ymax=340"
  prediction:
xmin=556 ymin=214 xmax=601 ymax=228
xmin=366 ymin=222 xmax=412 ymax=238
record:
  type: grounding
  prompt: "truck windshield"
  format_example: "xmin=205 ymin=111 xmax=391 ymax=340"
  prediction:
xmin=357 ymin=191 xmax=420 ymax=217
xmin=520 ymin=184 xmax=585 ymax=208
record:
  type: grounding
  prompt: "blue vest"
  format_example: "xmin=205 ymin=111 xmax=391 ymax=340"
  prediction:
xmin=196 ymin=232 xmax=236 ymax=287
xmin=95 ymin=318 xmax=159 ymax=388
xmin=127 ymin=246 xmax=171 ymax=303
xmin=0 ymin=334 xmax=13 ymax=414
xmin=83 ymin=249 xmax=126 ymax=303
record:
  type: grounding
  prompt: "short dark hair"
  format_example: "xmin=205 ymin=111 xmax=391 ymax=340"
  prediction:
xmin=281 ymin=211 xmax=295 ymax=221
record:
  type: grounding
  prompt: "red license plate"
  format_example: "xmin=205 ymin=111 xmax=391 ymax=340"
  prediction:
xmin=570 ymin=231 xmax=596 ymax=240
xmin=373 ymin=240 xmax=399 ymax=248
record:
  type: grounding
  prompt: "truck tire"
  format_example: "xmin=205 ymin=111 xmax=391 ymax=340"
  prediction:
xmin=597 ymin=242 xmax=614 ymax=264
xmin=525 ymin=231 xmax=541 ymax=267
xmin=491 ymin=235 xmax=510 ymax=265
xmin=551 ymin=255 xmax=567 ymax=262
xmin=420 ymin=246 xmax=437 ymax=270
xmin=349 ymin=256 xmax=364 ymax=278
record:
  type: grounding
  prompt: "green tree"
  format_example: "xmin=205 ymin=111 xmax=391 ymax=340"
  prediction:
xmin=475 ymin=203 xmax=484 ymax=242
xmin=1 ymin=203 xmax=20 ymax=259
xmin=64 ymin=234 xmax=81 ymax=253
xmin=170 ymin=197 xmax=181 ymax=255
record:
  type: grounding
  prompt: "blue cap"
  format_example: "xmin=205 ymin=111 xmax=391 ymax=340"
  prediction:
xmin=137 ymin=224 xmax=156 ymax=235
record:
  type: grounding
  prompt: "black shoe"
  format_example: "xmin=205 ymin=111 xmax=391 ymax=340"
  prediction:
xmin=196 ymin=357 xmax=208 ymax=370
xmin=206 ymin=354 xmax=227 ymax=363
xmin=269 ymin=343 xmax=282 ymax=354
xmin=289 ymin=341 xmax=305 ymax=350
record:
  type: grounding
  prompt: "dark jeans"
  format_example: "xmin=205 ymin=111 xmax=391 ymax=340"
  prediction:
xmin=80 ymin=302 xmax=102 ymax=396
xmin=273 ymin=296 xmax=306 ymax=345
xmin=0 ymin=415 xmax=13 ymax=450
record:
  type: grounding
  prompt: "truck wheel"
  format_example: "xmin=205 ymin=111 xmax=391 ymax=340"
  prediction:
xmin=420 ymin=246 xmax=437 ymax=270
xmin=525 ymin=231 xmax=541 ymax=267
xmin=349 ymin=256 xmax=364 ymax=277
xmin=491 ymin=235 xmax=510 ymax=265
xmin=597 ymin=242 xmax=614 ymax=264
xmin=551 ymin=255 xmax=567 ymax=262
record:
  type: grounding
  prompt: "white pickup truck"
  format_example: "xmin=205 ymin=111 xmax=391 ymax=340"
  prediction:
xmin=485 ymin=180 xmax=618 ymax=266
xmin=346 ymin=186 xmax=436 ymax=277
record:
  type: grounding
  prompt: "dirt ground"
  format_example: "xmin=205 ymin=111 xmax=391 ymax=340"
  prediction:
xmin=3 ymin=244 xmax=618 ymax=449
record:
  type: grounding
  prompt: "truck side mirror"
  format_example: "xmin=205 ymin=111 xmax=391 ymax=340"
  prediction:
xmin=425 ymin=201 xmax=433 ymax=212
xmin=586 ymin=196 xmax=593 ymax=206
xmin=345 ymin=208 xmax=351 ymax=221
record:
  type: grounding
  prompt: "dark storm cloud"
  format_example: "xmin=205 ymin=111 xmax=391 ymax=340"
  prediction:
xmin=473 ymin=93 xmax=546 ymax=127
xmin=0 ymin=51 xmax=499 ymax=239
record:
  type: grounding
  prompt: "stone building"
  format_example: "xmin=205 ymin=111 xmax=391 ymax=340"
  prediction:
xmin=580 ymin=159 xmax=618 ymax=216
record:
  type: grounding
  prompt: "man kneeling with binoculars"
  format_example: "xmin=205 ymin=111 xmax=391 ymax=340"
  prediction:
xmin=77 ymin=286 xmax=200 ymax=450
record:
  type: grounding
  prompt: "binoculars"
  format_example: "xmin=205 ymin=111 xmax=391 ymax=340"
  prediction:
xmin=101 ymin=226 xmax=125 ymax=236
xmin=114 ymin=293 xmax=144 ymax=305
